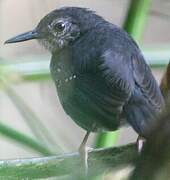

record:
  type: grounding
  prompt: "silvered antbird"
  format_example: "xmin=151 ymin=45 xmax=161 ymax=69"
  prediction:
xmin=5 ymin=6 xmax=164 ymax=170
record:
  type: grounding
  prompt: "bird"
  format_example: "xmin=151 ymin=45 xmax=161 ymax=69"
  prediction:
xmin=5 ymin=6 xmax=164 ymax=174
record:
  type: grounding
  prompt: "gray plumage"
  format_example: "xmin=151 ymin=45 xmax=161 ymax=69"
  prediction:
xmin=5 ymin=7 xmax=164 ymax=138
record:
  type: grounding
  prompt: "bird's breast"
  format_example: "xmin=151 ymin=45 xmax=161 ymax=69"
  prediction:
xmin=51 ymin=61 xmax=121 ymax=131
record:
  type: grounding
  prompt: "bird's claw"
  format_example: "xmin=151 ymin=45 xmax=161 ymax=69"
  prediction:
xmin=137 ymin=136 xmax=146 ymax=153
xmin=79 ymin=146 xmax=90 ymax=175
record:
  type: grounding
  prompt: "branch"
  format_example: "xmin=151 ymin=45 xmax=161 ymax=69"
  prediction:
xmin=0 ymin=143 xmax=137 ymax=179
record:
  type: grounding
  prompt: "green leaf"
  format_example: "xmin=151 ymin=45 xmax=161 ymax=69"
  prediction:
xmin=0 ymin=121 xmax=53 ymax=156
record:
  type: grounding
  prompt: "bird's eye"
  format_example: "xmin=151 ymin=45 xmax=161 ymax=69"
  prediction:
xmin=53 ymin=22 xmax=65 ymax=32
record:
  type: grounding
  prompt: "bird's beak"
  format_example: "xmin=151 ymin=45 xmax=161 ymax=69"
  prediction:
xmin=4 ymin=29 xmax=40 ymax=44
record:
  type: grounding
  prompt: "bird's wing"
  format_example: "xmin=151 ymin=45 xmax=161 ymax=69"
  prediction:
xmin=99 ymin=49 xmax=134 ymax=110
xmin=128 ymin=52 xmax=164 ymax=136
xmin=100 ymin=49 xmax=164 ymax=111
xmin=100 ymin=49 xmax=164 ymax=136
xmin=131 ymin=53 xmax=164 ymax=111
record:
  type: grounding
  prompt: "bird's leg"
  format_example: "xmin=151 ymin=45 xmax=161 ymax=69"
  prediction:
xmin=136 ymin=135 xmax=146 ymax=152
xmin=79 ymin=131 xmax=90 ymax=177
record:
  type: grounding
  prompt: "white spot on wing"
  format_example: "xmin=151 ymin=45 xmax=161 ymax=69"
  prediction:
xmin=57 ymin=68 xmax=61 ymax=72
xmin=65 ymin=78 xmax=68 ymax=82
xmin=73 ymin=75 xmax=77 ymax=79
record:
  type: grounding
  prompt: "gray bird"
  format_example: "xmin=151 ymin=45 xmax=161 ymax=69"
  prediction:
xmin=5 ymin=6 xmax=164 ymax=172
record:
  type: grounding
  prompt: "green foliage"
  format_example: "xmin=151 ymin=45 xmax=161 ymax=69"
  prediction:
xmin=0 ymin=144 xmax=137 ymax=179
xmin=0 ymin=122 xmax=53 ymax=156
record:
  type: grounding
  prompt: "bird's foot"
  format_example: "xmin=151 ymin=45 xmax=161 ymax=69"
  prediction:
xmin=78 ymin=131 xmax=91 ymax=178
xmin=136 ymin=136 xmax=146 ymax=152
xmin=79 ymin=145 xmax=89 ymax=177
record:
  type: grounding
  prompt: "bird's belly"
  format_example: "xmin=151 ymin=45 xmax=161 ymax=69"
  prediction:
xmin=56 ymin=76 xmax=122 ymax=132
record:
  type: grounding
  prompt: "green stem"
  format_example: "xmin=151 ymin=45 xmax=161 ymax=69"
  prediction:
xmin=0 ymin=143 xmax=137 ymax=179
xmin=123 ymin=0 xmax=152 ymax=41
xmin=0 ymin=122 xmax=53 ymax=156
xmin=95 ymin=131 xmax=119 ymax=148
xmin=95 ymin=0 xmax=151 ymax=148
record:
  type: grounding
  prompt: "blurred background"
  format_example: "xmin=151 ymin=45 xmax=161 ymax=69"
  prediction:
xmin=0 ymin=0 xmax=169 ymax=159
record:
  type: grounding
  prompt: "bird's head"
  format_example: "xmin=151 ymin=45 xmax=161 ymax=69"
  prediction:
xmin=5 ymin=7 xmax=104 ymax=52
